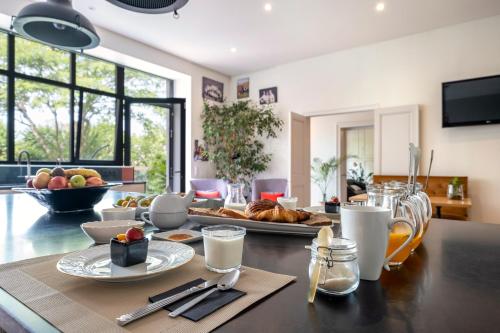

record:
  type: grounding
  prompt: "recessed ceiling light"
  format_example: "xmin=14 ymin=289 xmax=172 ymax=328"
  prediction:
xmin=375 ymin=2 xmax=385 ymax=12
xmin=230 ymin=47 xmax=237 ymax=53
xmin=264 ymin=3 xmax=272 ymax=12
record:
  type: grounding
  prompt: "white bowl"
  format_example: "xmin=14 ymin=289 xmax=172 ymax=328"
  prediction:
xmin=101 ymin=207 xmax=136 ymax=221
xmin=81 ymin=220 xmax=145 ymax=244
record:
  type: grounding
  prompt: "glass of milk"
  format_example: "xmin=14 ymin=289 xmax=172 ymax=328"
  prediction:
xmin=202 ymin=225 xmax=246 ymax=273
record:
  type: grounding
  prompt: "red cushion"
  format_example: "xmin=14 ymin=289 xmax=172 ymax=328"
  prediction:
xmin=261 ymin=192 xmax=285 ymax=202
xmin=195 ymin=190 xmax=221 ymax=199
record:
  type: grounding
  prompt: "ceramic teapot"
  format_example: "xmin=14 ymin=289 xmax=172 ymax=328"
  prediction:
xmin=141 ymin=190 xmax=195 ymax=229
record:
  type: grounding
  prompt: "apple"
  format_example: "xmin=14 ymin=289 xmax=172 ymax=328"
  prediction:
xmin=330 ymin=196 xmax=340 ymax=204
xmin=36 ymin=168 xmax=51 ymax=176
xmin=33 ymin=172 xmax=51 ymax=189
xmin=125 ymin=227 xmax=144 ymax=242
xmin=48 ymin=176 xmax=68 ymax=190
xmin=51 ymin=167 xmax=65 ymax=177
xmin=86 ymin=176 xmax=103 ymax=186
xmin=70 ymin=175 xmax=86 ymax=188
xmin=26 ymin=178 xmax=34 ymax=188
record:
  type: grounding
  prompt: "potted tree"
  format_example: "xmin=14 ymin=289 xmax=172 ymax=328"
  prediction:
xmin=201 ymin=100 xmax=283 ymax=205
xmin=311 ymin=156 xmax=344 ymax=212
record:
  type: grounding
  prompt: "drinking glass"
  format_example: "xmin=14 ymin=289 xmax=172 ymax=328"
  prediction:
xmin=224 ymin=183 xmax=247 ymax=211
xmin=202 ymin=225 xmax=246 ymax=273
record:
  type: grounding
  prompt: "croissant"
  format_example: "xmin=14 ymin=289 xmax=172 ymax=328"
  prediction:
xmin=245 ymin=199 xmax=281 ymax=217
xmin=250 ymin=205 xmax=312 ymax=223
xmin=217 ymin=208 xmax=248 ymax=220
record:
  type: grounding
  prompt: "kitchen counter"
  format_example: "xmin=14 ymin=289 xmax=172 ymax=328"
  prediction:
xmin=1 ymin=192 xmax=500 ymax=332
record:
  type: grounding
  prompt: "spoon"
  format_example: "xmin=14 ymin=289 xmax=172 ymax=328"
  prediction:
xmin=424 ymin=150 xmax=434 ymax=192
xmin=308 ymin=226 xmax=333 ymax=303
xmin=169 ymin=269 xmax=241 ymax=318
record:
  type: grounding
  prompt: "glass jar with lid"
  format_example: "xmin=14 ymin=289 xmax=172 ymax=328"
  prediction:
xmin=308 ymin=238 xmax=359 ymax=296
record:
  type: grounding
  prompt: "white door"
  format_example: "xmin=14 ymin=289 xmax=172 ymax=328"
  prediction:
xmin=290 ymin=112 xmax=311 ymax=207
xmin=374 ymin=105 xmax=419 ymax=175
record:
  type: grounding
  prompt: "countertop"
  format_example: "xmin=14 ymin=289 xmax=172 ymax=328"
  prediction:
xmin=1 ymin=192 xmax=500 ymax=332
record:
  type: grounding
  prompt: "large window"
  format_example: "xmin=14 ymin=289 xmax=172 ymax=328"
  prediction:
xmin=0 ymin=76 xmax=6 ymax=160
xmin=76 ymin=55 xmax=115 ymax=93
xmin=0 ymin=30 xmax=174 ymax=166
xmin=78 ymin=93 xmax=116 ymax=161
xmin=0 ymin=33 xmax=6 ymax=70
xmin=125 ymin=68 xmax=169 ymax=98
xmin=15 ymin=37 xmax=70 ymax=83
xmin=130 ymin=103 xmax=169 ymax=193
xmin=15 ymin=79 xmax=71 ymax=161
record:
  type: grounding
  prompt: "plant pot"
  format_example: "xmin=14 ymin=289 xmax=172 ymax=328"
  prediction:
xmin=324 ymin=202 xmax=341 ymax=213
xmin=447 ymin=184 xmax=464 ymax=200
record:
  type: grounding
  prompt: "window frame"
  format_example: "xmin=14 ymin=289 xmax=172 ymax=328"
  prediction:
xmin=0 ymin=30 xmax=174 ymax=166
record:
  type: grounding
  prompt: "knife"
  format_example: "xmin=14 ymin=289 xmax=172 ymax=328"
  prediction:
xmin=116 ymin=278 xmax=219 ymax=326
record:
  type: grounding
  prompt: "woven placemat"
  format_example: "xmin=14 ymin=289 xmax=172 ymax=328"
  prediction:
xmin=0 ymin=253 xmax=295 ymax=333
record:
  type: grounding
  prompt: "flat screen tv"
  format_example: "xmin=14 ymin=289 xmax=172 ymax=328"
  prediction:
xmin=442 ymin=75 xmax=500 ymax=127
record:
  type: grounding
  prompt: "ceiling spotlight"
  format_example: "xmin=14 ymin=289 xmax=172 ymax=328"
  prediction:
xmin=264 ymin=3 xmax=272 ymax=12
xmin=375 ymin=2 xmax=385 ymax=12
xmin=230 ymin=47 xmax=237 ymax=53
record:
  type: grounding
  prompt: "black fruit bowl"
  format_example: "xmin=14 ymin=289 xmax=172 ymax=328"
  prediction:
xmin=13 ymin=184 xmax=119 ymax=213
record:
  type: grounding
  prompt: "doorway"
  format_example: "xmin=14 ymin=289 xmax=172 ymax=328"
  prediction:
xmin=124 ymin=98 xmax=186 ymax=193
xmin=338 ymin=124 xmax=374 ymax=202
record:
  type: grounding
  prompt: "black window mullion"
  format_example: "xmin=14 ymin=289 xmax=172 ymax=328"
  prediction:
xmin=116 ymin=66 xmax=125 ymax=165
xmin=70 ymin=53 xmax=76 ymax=163
xmin=75 ymin=90 xmax=83 ymax=161
xmin=7 ymin=34 xmax=14 ymax=163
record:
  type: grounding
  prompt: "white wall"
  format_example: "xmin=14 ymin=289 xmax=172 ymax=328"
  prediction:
xmin=231 ymin=15 xmax=500 ymax=223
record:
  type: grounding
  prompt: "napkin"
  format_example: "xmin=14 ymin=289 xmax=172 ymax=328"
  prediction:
xmin=149 ymin=278 xmax=246 ymax=322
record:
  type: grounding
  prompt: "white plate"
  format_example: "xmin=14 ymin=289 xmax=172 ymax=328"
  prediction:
xmin=302 ymin=206 xmax=340 ymax=220
xmin=152 ymin=229 xmax=203 ymax=243
xmin=57 ymin=241 xmax=194 ymax=282
xmin=189 ymin=215 xmax=333 ymax=236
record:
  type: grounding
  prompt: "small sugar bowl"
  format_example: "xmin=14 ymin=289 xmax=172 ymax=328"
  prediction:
xmin=308 ymin=237 xmax=359 ymax=296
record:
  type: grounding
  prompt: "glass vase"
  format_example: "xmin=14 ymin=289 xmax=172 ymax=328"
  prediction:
xmin=224 ymin=183 xmax=247 ymax=211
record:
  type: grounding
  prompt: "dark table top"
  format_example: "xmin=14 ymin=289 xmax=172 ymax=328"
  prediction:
xmin=1 ymin=192 xmax=500 ymax=332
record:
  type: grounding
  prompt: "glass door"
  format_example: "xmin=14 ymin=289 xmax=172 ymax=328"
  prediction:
xmin=124 ymin=98 xmax=185 ymax=194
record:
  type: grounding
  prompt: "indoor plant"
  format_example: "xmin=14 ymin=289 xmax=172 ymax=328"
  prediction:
xmin=448 ymin=177 xmax=464 ymax=200
xmin=311 ymin=156 xmax=344 ymax=203
xmin=201 ymin=100 xmax=283 ymax=187
xmin=347 ymin=162 xmax=373 ymax=184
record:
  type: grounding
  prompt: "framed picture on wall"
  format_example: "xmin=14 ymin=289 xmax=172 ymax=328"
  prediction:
xmin=202 ymin=77 xmax=224 ymax=102
xmin=259 ymin=87 xmax=278 ymax=104
xmin=237 ymin=77 xmax=250 ymax=99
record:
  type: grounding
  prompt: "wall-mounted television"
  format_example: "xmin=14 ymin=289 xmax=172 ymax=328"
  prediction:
xmin=442 ymin=75 xmax=500 ymax=128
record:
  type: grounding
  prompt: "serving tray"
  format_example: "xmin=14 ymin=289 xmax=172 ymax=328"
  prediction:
xmin=189 ymin=214 xmax=338 ymax=236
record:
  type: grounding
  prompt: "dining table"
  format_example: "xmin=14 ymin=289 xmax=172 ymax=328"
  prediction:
xmin=1 ymin=191 xmax=500 ymax=332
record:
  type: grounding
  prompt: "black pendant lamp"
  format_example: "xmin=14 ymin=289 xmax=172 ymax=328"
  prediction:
xmin=12 ymin=0 xmax=100 ymax=50
xmin=106 ymin=0 xmax=189 ymax=17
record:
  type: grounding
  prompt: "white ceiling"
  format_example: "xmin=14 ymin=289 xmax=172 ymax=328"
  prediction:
xmin=8 ymin=0 xmax=500 ymax=76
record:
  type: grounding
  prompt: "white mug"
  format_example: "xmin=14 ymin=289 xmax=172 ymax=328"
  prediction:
xmin=341 ymin=206 xmax=415 ymax=281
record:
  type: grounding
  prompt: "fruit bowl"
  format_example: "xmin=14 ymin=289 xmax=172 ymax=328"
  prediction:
xmin=13 ymin=184 xmax=119 ymax=213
